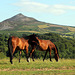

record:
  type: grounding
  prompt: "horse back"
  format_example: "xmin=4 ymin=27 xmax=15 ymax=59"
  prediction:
xmin=39 ymin=40 xmax=55 ymax=50
xmin=38 ymin=40 xmax=50 ymax=50
xmin=39 ymin=40 xmax=51 ymax=45
xmin=21 ymin=38 xmax=29 ymax=45
xmin=20 ymin=38 xmax=29 ymax=49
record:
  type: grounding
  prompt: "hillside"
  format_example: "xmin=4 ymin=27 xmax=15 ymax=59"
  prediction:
xmin=0 ymin=13 xmax=38 ymax=30
xmin=0 ymin=13 xmax=75 ymax=34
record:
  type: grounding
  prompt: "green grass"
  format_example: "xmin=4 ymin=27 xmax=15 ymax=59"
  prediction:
xmin=38 ymin=24 xmax=49 ymax=28
xmin=0 ymin=58 xmax=75 ymax=75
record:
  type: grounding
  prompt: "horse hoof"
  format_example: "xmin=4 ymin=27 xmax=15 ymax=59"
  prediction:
xmin=27 ymin=60 xmax=29 ymax=62
xmin=50 ymin=60 xmax=52 ymax=62
xmin=11 ymin=62 xmax=13 ymax=64
xmin=28 ymin=57 xmax=30 ymax=62
xmin=33 ymin=60 xmax=35 ymax=62
xmin=56 ymin=61 xmax=58 ymax=62
xmin=43 ymin=59 xmax=44 ymax=62
xmin=27 ymin=59 xmax=29 ymax=62
xmin=10 ymin=61 xmax=13 ymax=64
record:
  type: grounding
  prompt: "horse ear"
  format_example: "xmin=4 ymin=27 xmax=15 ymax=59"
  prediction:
xmin=33 ymin=33 xmax=35 ymax=35
xmin=33 ymin=33 xmax=36 ymax=36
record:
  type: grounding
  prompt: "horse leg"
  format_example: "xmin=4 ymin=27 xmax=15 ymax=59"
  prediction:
xmin=9 ymin=45 xmax=13 ymax=64
xmin=19 ymin=51 xmax=21 ymax=63
xmin=32 ymin=52 xmax=34 ymax=61
xmin=10 ymin=47 xmax=16 ymax=64
xmin=10 ymin=54 xmax=13 ymax=64
xmin=49 ymin=51 xmax=52 ymax=62
xmin=53 ymin=47 xmax=59 ymax=62
xmin=28 ymin=47 xmax=35 ymax=62
xmin=43 ymin=50 xmax=48 ymax=61
xmin=25 ymin=47 xmax=29 ymax=62
xmin=49 ymin=46 xmax=52 ymax=62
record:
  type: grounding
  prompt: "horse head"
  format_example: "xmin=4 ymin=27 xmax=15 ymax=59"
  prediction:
xmin=55 ymin=54 xmax=59 ymax=62
xmin=28 ymin=34 xmax=39 ymax=45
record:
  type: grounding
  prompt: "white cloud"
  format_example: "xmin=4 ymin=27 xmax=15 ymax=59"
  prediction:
xmin=13 ymin=0 xmax=75 ymax=15
xmin=54 ymin=5 xmax=75 ymax=10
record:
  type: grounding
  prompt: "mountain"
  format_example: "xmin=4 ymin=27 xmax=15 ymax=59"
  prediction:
xmin=0 ymin=13 xmax=38 ymax=30
xmin=0 ymin=13 xmax=75 ymax=34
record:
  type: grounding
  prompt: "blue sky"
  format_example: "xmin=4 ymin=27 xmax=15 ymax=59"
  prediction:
xmin=0 ymin=0 xmax=75 ymax=26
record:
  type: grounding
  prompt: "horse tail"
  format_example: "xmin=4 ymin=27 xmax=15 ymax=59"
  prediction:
xmin=8 ymin=37 xmax=13 ymax=64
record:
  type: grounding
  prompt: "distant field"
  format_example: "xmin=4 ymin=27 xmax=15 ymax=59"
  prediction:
xmin=38 ymin=24 xmax=49 ymax=28
xmin=68 ymin=27 xmax=75 ymax=32
xmin=17 ymin=30 xmax=40 ymax=33
xmin=0 ymin=58 xmax=75 ymax=75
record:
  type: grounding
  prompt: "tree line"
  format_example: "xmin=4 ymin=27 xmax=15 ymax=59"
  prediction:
xmin=0 ymin=32 xmax=75 ymax=59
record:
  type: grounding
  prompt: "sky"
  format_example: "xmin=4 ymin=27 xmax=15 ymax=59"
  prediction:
xmin=0 ymin=0 xmax=75 ymax=27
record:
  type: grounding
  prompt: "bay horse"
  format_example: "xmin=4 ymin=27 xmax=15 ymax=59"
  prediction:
xmin=8 ymin=36 xmax=29 ymax=64
xmin=8 ymin=34 xmax=39 ymax=64
xmin=28 ymin=36 xmax=59 ymax=62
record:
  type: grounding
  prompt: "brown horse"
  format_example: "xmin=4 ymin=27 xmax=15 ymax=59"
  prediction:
xmin=8 ymin=36 xmax=29 ymax=64
xmin=28 ymin=36 xmax=59 ymax=62
xmin=8 ymin=34 xmax=39 ymax=64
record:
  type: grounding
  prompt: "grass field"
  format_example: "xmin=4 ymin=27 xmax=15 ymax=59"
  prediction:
xmin=68 ymin=27 xmax=75 ymax=32
xmin=38 ymin=25 xmax=49 ymax=28
xmin=0 ymin=58 xmax=75 ymax=75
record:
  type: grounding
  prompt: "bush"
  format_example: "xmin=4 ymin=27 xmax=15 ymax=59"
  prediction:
xmin=0 ymin=52 xmax=6 ymax=59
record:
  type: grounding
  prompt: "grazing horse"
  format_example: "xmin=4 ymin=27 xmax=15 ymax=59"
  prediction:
xmin=8 ymin=36 xmax=29 ymax=64
xmin=28 ymin=36 xmax=59 ymax=62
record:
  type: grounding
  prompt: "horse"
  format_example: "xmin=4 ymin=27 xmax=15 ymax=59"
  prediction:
xmin=28 ymin=36 xmax=59 ymax=62
xmin=27 ymin=34 xmax=39 ymax=62
xmin=8 ymin=34 xmax=39 ymax=64
xmin=8 ymin=36 xmax=29 ymax=64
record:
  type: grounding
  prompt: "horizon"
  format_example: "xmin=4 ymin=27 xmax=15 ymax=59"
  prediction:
xmin=0 ymin=0 xmax=75 ymax=27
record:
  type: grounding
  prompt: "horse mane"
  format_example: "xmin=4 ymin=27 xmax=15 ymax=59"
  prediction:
xmin=55 ymin=45 xmax=59 ymax=56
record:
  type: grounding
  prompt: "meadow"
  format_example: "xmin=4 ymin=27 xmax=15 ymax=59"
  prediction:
xmin=0 ymin=58 xmax=75 ymax=75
